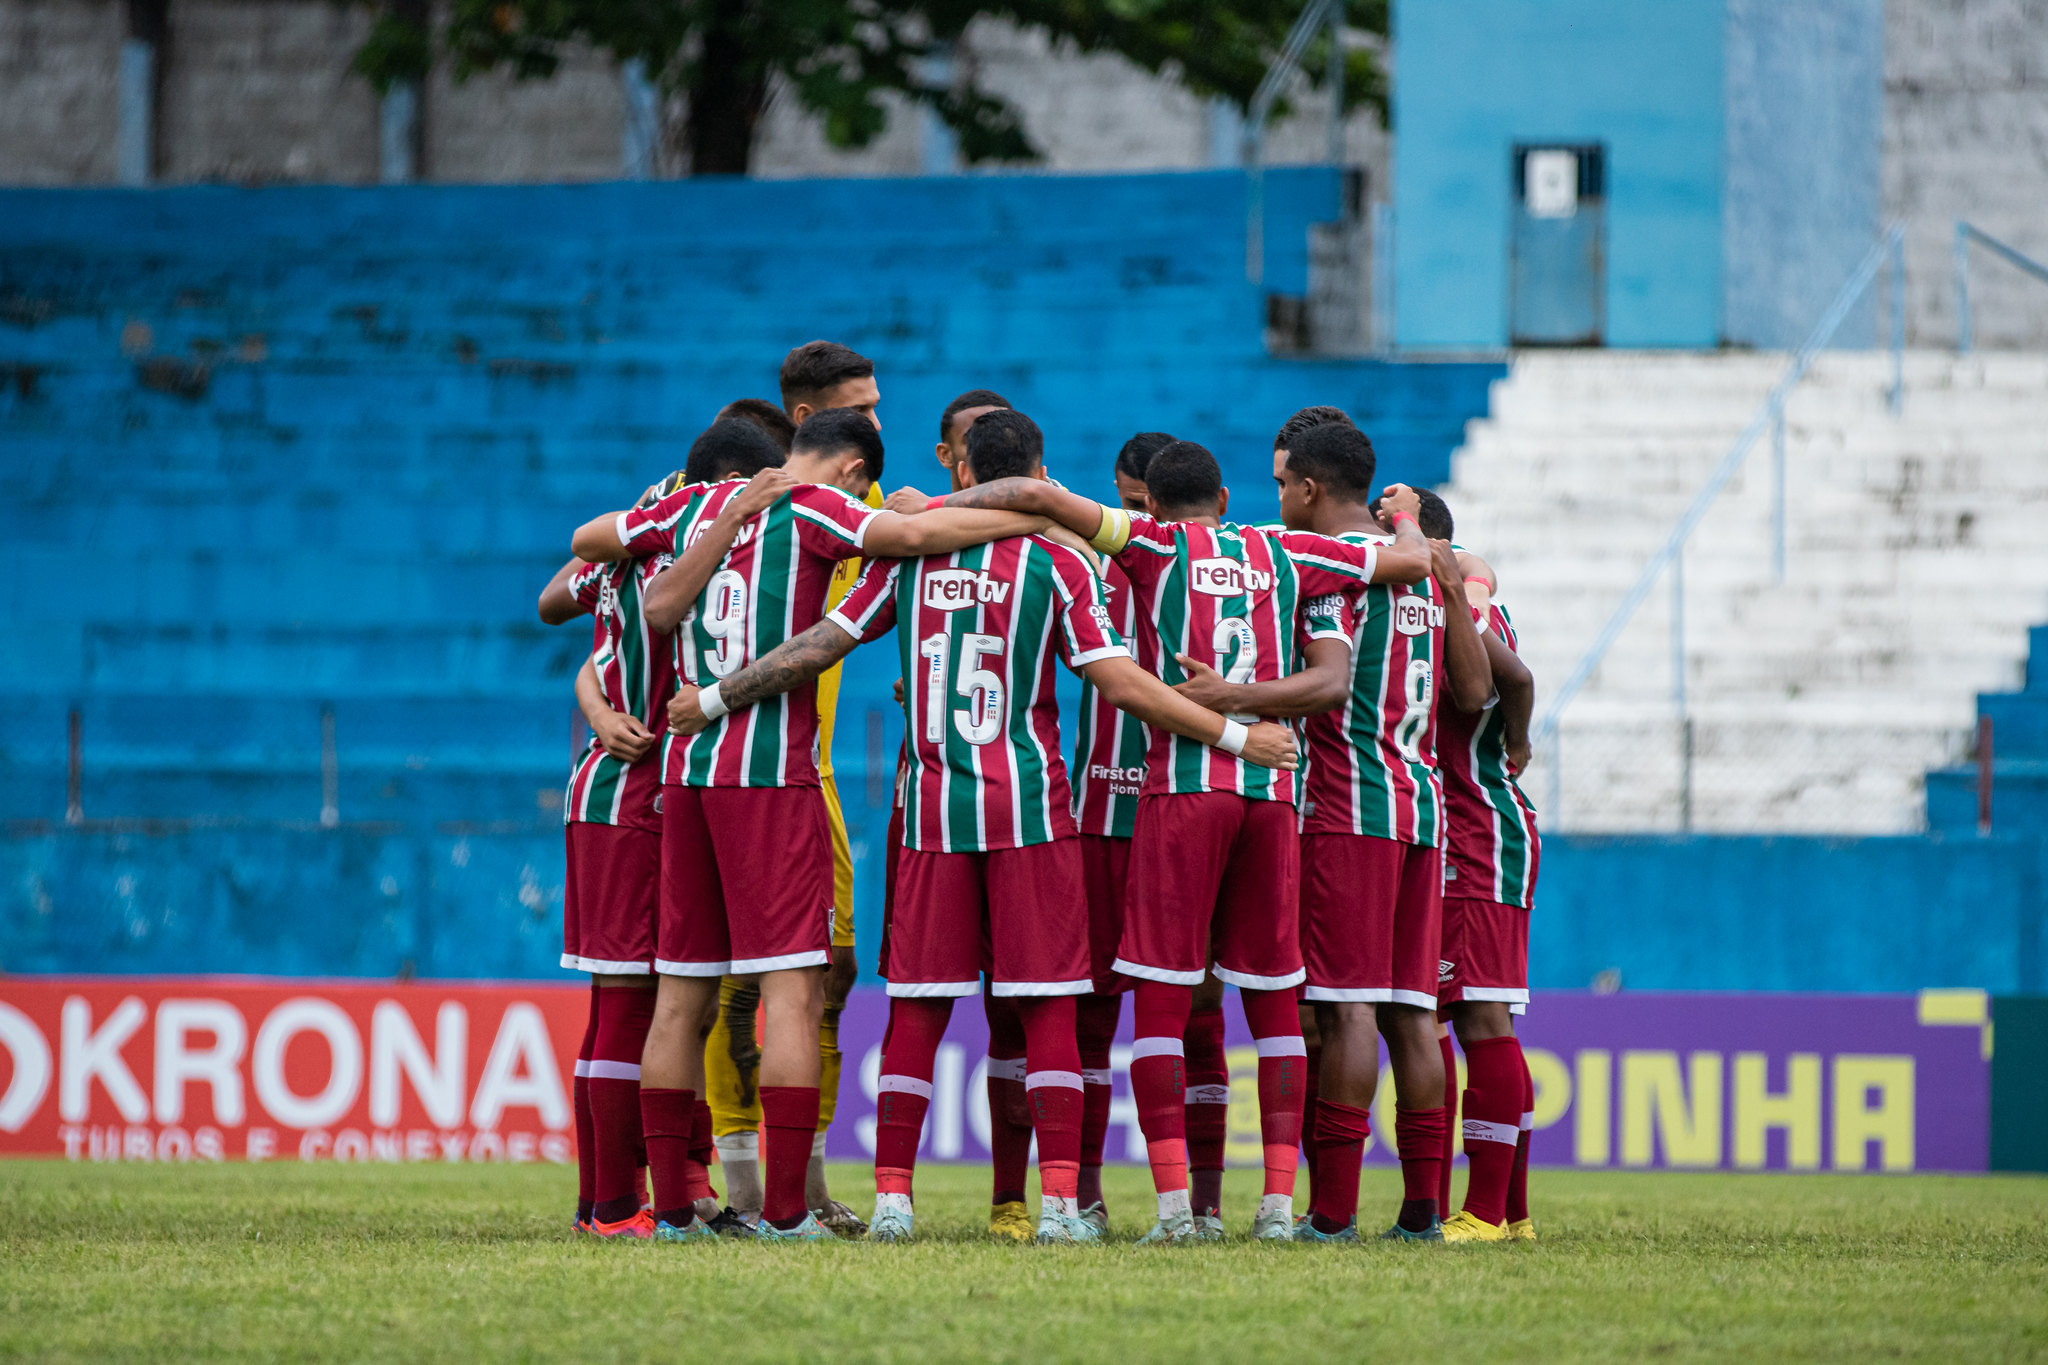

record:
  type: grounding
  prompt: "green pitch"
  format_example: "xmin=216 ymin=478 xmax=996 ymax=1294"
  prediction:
xmin=2 ymin=1161 xmax=2043 ymax=1362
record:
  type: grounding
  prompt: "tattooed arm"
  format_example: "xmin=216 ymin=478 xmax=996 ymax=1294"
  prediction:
xmin=667 ymin=616 xmax=862 ymax=735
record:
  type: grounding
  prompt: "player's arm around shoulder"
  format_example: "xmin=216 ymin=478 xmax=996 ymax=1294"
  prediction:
xmin=1431 ymin=536 xmax=1495 ymax=715
xmin=538 ymin=558 xmax=591 ymax=625
xmin=643 ymin=468 xmax=796 ymax=633
xmin=1079 ymin=654 xmax=1298 ymax=773
xmin=1368 ymin=484 xmax=1432 ymax=584
xmin=929 ymin=476 xmax=1135 ymax=552
xmin=668 ymin=615 xmax=864 ymax=736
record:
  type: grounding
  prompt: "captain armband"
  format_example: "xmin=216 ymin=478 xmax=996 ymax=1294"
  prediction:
xmin=1090 ymin=506 xmax=1132 ymax=554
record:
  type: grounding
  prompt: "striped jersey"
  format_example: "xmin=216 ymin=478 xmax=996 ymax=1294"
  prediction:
xmin=1113 ymin=517 xmax=1377 ymax=804
xmin=830 ymin=535 xmax=1126 ymax=853
xmin=617 ymin=480 xmax=878 ymax=788
xmin=1297 ymin=530 xmax=1447 ymax=844
xmin=562 ymin=554 xmax=674 ymax=830
xmin=1439 ymin=599 xmax=1540 ymax=907
xmin=1070 ymin=560 xmax=1148 ymax=838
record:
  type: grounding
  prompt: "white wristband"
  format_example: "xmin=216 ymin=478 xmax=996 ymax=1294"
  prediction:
xmin=1217 ymin=719 xmax=1249 ymax=756
xmin=698 ymin=681 xmax=729 ymax=721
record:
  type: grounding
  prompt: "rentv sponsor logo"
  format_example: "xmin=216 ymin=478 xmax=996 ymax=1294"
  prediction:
xmin=923 ymin=569 xmax=1012 ymax=611
xmin=1394 ymin=595 xmax=1445 ymax=636
xmin=0 ymin=982 xmax=580 ymax=1162
xmin=1189 ymin=558 xmax=1273 ymax=597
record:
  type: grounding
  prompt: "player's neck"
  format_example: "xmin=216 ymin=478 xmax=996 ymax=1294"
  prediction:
xmin=1313 ymin=501 xmax=1382 ymax=537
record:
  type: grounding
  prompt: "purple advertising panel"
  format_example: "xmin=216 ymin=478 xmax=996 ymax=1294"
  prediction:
xmin=821 ymin=989 xmax=1991 ymax=1173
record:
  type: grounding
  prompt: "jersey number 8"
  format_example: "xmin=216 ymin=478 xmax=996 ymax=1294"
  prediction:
xmin=1393 ymin=657 xmax=1433 ymax=762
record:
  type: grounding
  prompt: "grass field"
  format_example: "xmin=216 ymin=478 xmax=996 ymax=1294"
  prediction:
xmin=2 ymin=1160 xmax=2044 ymax=1362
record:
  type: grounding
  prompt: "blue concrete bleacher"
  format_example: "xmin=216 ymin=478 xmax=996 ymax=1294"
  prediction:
xmin=1926 ymin=624 xmax=2048 ymax=837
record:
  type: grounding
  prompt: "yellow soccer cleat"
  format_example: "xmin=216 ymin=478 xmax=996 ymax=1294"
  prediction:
xmin=988 ymin=1200 xmax=1034 ymax=1242
xmin=1440 ymin=1210 xmax=1510 ymax=1244
xmin=1507 ymin=1218 xmax=1537 ymax=1243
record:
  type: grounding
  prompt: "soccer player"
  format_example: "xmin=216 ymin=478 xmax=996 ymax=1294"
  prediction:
xmin=1176 ymin=422 xmax=1493 ymax=1241
xmin=940 ymin=439 xmax=1428 ymax=1242
xmin=1425 ymin=497 xmax=1541 ymax=1244
xmin=667 ymin=409 xmax=1298 ymax=1244
xmin=568 ymin=409 xmax=1051 ymax=1242
xmin=534 ymin=419 xmax=793 ymax=1238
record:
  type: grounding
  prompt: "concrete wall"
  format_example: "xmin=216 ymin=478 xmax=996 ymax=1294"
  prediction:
xmin=1723 ymin=0 xmax=1884 ymax=348
xmin=0 ymin=0 xmax=122 ymax=186
xmin=1885 ymin=0 xmax=2048 ymax=347
xmin=1392 ymin=0 xmax=1728 ymax=349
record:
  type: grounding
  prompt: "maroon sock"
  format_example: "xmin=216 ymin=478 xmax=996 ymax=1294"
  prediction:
xmin=1309 ymin=1098 xmax=1372 ymax=1232
xmin=1438 ymin=1028 xmax=1459 ymax=1214
xmin=760 ymin=1085 xmax=820 ymax=1228
xmin=1300 ymin=1038 xmax=1322 ymax=1210
xmin=1076 ymin=993 xmax=1120 ymax=1209
xmin=1017 ymin=996 xmax=1083 ymax=1201
xmin=686 ymin=1098 xmax=716 ymax=1204
xmin=1183 ymin=1003 xmax=1228 ymax=1215
xmin=574 ymin=983 xmax=598 ymax=1222
xmin=985 ymin=991 xmax=1032 ymax=1206
xmin=1459 ymin=1035 xmax=1523 ymax=1226
xmin=1395 ymin=1106 xmax=1447 ymax=1231
xmin=874 ymin=997 xmax=952 ymax=1196
xmin=1240 ymin=987 xmax=1306 ymax=1198
xmin=589 ymin=987 xmax=656 ymax=1224
xmin=1130 ymin=980 xmax=1193 ymax=1194
xmin=637 ymin=1087 xmax=695 ymax=1227
xmin=1507 ymin=1042 xmax=1533 ymax=1224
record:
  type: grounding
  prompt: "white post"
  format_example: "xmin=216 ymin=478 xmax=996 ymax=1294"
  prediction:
xmin=380 ymin=83 xmax=419 ymax=184
xmin=621 ymin=59 xmax=658 ymax=180
xmin=1771 ymin=408 xmax=1786 ymax=583
xmin=117 ymin=38 xmax=156 ymax=186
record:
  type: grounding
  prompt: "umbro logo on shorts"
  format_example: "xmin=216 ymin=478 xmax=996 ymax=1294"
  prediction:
xmin=1395 ymin=596 xmax=1446 ymax=636
xmin=1188 ymin=557 xmax=1273 ymax=597
xmin=923 ymin=568 xmax=1013 ymax=610
xmin=1438 ymin=959 xmax=1456 ymax=983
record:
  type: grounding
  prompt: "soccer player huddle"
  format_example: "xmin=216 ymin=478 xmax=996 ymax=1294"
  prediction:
xmin=542 ymin=339 xmax=1541 ymax=1247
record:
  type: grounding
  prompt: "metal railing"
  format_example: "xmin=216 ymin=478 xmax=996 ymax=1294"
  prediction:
xmin=1954 ymin=221 xmax=2048 ymax=354
xmin=1245 ymin=0 xmax=1344 ymax=285
xmin=1533 ymin=221 xmax=1906 ymax=827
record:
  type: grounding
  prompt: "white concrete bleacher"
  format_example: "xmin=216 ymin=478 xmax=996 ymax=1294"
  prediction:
xmin=1442 ymin=349 xmax=2048 ymax=833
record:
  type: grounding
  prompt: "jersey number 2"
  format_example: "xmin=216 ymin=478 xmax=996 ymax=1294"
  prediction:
xmin=1212 ymin=616 xmax=1259 ymax=723
xmin=921 ymin=632 xmax=1005 ymax=745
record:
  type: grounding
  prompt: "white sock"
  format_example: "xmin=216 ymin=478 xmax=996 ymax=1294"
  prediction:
xmin=875 ymin=1191 xmax=913 ymax=1217
xmin=1041 ymin=1194 xmax=1079 ymax=1221
xmin=714 ymin=1133 xmax=762 ymax=1214
xmin=1156 ymin=1188 xmax=1191 ymax=1221
xmin=1257 ymin=1193 xmax=1293 ymax=1222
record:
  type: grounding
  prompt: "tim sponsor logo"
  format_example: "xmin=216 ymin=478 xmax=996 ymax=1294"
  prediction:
xmin=923 ymin=569 xmax=1012 ymax=611
xmin=1189 ymin=558 xmax=1273 ymax=597
xmin=1393 ymin=595 xmax=1446 ymax=636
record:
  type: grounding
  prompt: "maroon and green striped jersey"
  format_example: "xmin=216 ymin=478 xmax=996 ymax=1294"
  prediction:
xmin=1439 ymin=598 xmax=1540 ymax=907
xmin=617 ymin=479 xmax=878 ymax=789
xmin=1070 ymin=561 xmax=1148 ymax=838
xmin=830 ymin=535 xmax=1126 ymax=853
xmin=1297 ymin=530 xmax=1447 ymax=844
xmin=1113 ymin=517 xmax=1378 ymax=804
xmin=562 ymin=555 xmax=675 ymax=830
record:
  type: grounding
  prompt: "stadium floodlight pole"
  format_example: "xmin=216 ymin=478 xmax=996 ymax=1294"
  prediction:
xmin=1530 ymin=221 xmax=1905 ymax=752
xmin=1245 ymin=0 xmax=1342 ymax=285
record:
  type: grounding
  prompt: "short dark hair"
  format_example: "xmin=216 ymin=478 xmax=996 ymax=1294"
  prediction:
xmin=1282 ymin=422 xmax=1377 ymax=502
xmin=1115 ymin=431 xmax=1175 ymax=484
xmin=963 ymin=408 xmax=1044 ymax=483
xmin=940 ymin=389 xmax=1011 ymax=442
xmin=717 ymin=398 xmax=796 ymax=452
xmin=1273 ymin=405 xmax=1355 ymax=452
xmin=1143 ymin=440 xmax=1223 ymax=516
xmin=1416 ymin=488 xmax=1454 ymax=541
xmin=683 ymin=417 xmax=787 ymax=485
xmin=779 ymin=340 xmax=874 ymax=409
xmin=792 ymin=407 xmax=885 ymax=483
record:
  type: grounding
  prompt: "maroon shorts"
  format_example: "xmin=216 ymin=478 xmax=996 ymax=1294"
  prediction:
xmin=1079 ymin=834 xmax=1131 ymax=994
xmin=1116 ymin=792 xmax=1303 ymax=991
xmin=657 ymin=785 xmax=833 ymax=977
xmin=1438 ymin=895 xmax=1529 ymax=1010
xmin=887 ymin=840 xmax=1091 ymax=998
xmin=1299 ymin=833 xmax=1442 ymax=1009
xmin=562 ymin=822 xmax=659 ymax=974
xmin=878 ymin=798 xmax=907 ymax=978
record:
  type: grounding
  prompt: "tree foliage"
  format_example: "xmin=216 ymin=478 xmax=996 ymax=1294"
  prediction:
xmin=353 ymin=1 xmax=1387 ymax=175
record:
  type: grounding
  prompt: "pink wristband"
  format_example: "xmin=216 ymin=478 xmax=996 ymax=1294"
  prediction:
xmin=1391 ymin=511 xmax=1418 ymax=529
xmin=927 ymin=496 xmax=947 ymax=512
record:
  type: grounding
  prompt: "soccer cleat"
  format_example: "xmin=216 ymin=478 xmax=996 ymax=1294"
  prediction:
xmin=1250 ymin=1207 xmax=1295 ymax=1242
xmin=1292 ymin=1217 xmax=1361 ymax=1244
xmin=1134 ymin=1210 xmax=1197 ymax=1245
xmin=814 ymin=1199 xmax=869 ymax=1240
xmin=1378 ymin=1217 xmax=1444 ymax=1243
xmin=704 ymin=1206 xmax=759 ymax=1239
xmin=1440 ymin=1210 xmax=1510 ymax=1244
xmin=1190 ymin=1212 xmax=1225 ymax=1242
xmin=1079 ymin=1202 xmax=1109 ymax=1236
xmin=653 ymin=1216 xmax=716 ymax=1243
xmin=753 ymin=1211 xmax=832 ymax=1242
xmin=1507 ymin=1218 xmax=1537 ymax=1243
xmin=1035 ymin=1209 xmax=1104 ymax=1245
xmin=572 ymin=1215 xmax=592 ymax=1235
xmin=587 ymin=1209 xmax=656 ymax=1240
xmin=868 ymin=1196 xmax=915 ymax=1244
xmin=988 ymin=1200 xmax=1034 ymax=1242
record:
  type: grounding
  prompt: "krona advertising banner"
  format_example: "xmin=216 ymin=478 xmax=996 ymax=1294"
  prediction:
xmin=0 ymin=980 xmax=1991 ymax=1172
